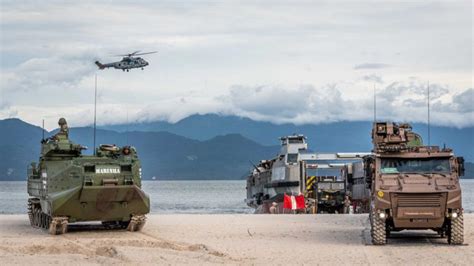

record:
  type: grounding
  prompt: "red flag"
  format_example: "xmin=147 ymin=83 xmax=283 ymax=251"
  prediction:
xmin=283 ymin=194 xmax=292 ymax=209
xmin=295 ymin=195 xmax=305 ymax=209
xmin=283 ymin=194 xmax=305 ymax=210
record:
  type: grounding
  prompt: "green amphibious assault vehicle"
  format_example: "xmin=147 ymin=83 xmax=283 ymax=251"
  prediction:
xmin=27 ymin=118 xmax=150 ymax=235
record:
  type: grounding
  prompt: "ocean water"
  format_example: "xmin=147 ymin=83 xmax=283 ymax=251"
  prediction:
xmin=0 ymin=180 xmax=253 ymax=214
xmin=0 ymin=180 xmax=473 ymax=214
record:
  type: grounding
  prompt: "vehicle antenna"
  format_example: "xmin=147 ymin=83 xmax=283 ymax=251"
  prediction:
xmin=249 ymin=160 xmax=261 ymax=173
xmin=94 ymin=74 xmax=97 ymax=155
xmin=427 ymin=81 xmax=430 ymax=148
xmin=126 ymin=109 xmax=129 ymax=145
xmin=427 ymin=81 xmax=432 ymax=174
xmin=373 ymin=83 xmax=377 ymax=122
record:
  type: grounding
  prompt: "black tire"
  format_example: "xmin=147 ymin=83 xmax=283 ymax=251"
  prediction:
xmin=385 ymin=225 xmax=391 ymax=238
xmin=27 ymin=199 xmax=34 ymax=226
xmin=45 ymin=215 xmax=51 ymax=230
xmin=34 ymin=208 xmax=40 ymax=228
xmin=448 ymin=213 xmax=464 ymax=245
xmin=40 ymin=212 xmax=45 ymax=229
xmin=370 ymin=209 xmax=386 ymax=245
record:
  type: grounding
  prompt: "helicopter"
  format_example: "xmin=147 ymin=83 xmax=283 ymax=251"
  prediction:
xmin=95 ymin=51 xmax=157 ymax=72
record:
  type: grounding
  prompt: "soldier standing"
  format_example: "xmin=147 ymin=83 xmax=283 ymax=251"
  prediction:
xmin=57 ymin=118 xmax=69 ymax=138
xmin=269 ymin=202 xmax=278 ymax=214
xmin=47 ymin=117 xmax=69 ymax=142
xmin=343 ymin=195 xmax=351 ymax=214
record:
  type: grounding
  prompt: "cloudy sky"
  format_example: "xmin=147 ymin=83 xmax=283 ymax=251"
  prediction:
xmin=1 ymin=0 xmax=472 ymax=129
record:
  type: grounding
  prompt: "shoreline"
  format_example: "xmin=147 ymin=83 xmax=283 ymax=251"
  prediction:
xmin=1 ymin=178 xmax=474 ymax=181
xmin=1 ymin=214 xmax=473 ymax=265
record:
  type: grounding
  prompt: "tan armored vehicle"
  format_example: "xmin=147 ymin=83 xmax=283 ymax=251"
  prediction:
xmin=366 ymin=122 xmax=464 ymax=245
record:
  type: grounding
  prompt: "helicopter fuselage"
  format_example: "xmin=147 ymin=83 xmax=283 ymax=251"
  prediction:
xmin=95 ymin=56 xmax=149 ymax=71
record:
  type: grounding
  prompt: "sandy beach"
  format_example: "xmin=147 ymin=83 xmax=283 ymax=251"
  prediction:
xmin=0 ymin=214 xmax=473 ymax=265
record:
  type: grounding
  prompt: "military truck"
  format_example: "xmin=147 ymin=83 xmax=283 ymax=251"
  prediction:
xmin=27 ymin=118 xmax=150 ymax=235
xmin=306 ymin=175 xmax=345 ymax=213
xmin=366 ymin=122 xmax=464 ymax=245
xmin=343 ymin=162 xmax=370 ymax=213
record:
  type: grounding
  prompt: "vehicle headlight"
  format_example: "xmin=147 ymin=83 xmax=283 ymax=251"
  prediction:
xmin=379 ymin=212 xmax=386 ymax=219
xmin=451 ymin=212 xmax=458 ymax=218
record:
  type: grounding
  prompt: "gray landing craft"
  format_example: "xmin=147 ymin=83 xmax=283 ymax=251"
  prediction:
xmin=245 ymin=134 xmax=371 ymax=214
xmin=27 ymin=118 xmax=150 ymax=234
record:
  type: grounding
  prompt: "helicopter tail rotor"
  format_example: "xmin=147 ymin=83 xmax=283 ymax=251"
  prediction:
xmin=95 ymin=61 xmax=106 ymax=69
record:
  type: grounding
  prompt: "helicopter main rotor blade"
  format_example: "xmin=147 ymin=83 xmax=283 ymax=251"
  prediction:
xmin=134 ymin=51 xmax=158 ymax=56
xmin=115 ymin=50 xmax=141 ymax=57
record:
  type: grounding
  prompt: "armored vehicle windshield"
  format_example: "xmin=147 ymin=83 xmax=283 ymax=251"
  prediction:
xmin=380 ymin=157 xmax=451 ymax=174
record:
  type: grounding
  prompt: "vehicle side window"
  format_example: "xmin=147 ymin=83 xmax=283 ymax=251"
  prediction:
xmin=287 ymin=153 xmax=298 ymax=164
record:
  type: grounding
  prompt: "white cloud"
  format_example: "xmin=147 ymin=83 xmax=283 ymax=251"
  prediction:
xmin=4 ymin=77 xmax=472 ymax=130
xmin=219 ymin=80 xmax=473 ymax=127
xmin=354 ymin=63 xmax=391 ymax=70
xmin=0 ymin=1 xmax=472 ymax=129
xmin=361 ymin=74 xmax=383 ymax=84
xmin=433 ymin=88 xmax=474 ymax=113
xmin=4 ymin=54 xmax=97 ymax=94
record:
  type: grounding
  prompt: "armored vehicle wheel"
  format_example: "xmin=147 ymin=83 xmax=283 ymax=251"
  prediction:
xmin=127 ymin=215 xmax=146 ymax=232
xmin=448 ymin=213 xmax=464 ymax=245
xmin=370 ymin=210 xmax=386 ymax=245
xmin=42 ymin=213 xmax=51 ymax=230
xmin=28 ymin=199 xmax=53 ymax=230
xmin=48 ymin=217 xmax=68 ymax=235
xmin=39 ymin=212 xmax=46 ymax=228
xmin=28 ymin=199 xmax=41 ymax=227
xmin=27 ymin=199 xmax=36 ymax=226
xmin=33 ymin=208 xmax=40 ymax=228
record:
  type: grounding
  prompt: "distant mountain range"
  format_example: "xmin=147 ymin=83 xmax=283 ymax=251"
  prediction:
xmin=1 ymin=115 xmax=473 ymax=181
xmin=103 ymin=114 xmax=474 ymax=162
xmin=0 ymin=118 xmax=278 ymax=181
